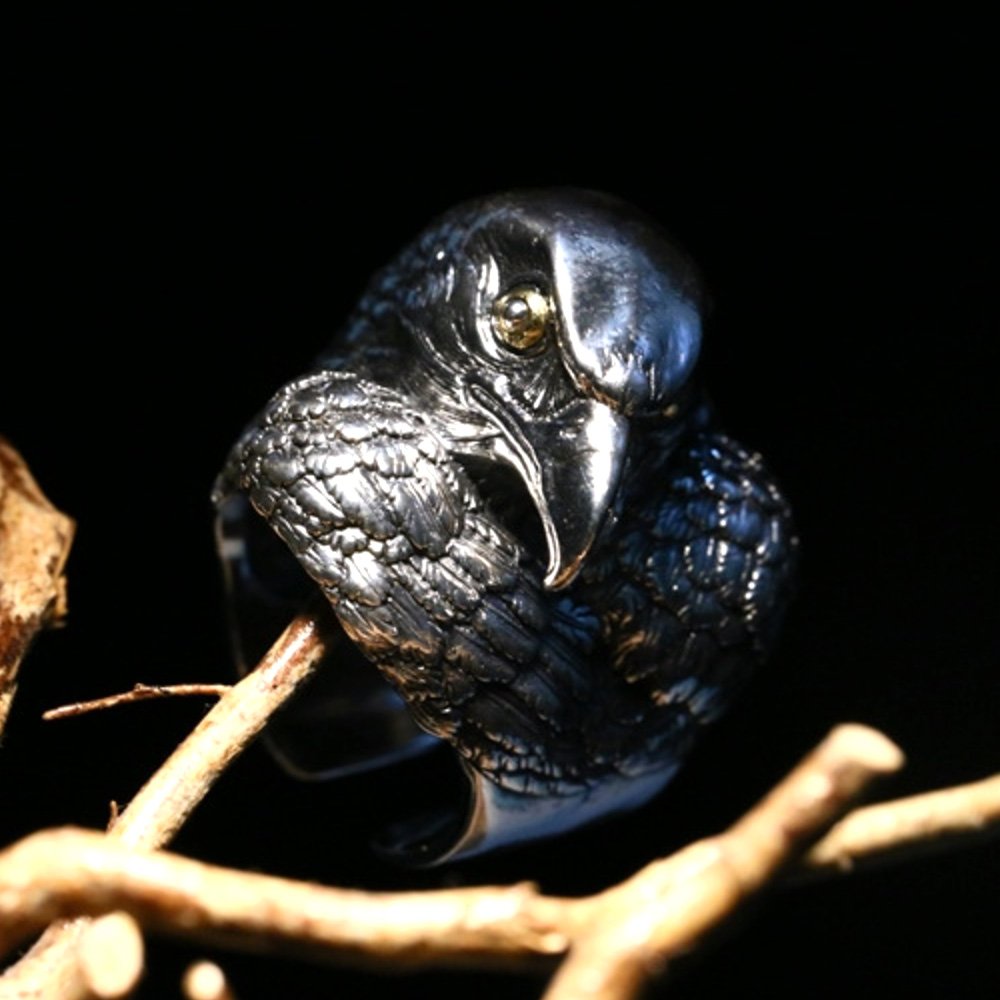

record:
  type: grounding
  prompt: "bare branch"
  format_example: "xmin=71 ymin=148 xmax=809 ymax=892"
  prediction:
xmin=2 ymin=725 xmax=931 ymax=1000
xmin=802 ymin=772 xmax=1000 ymax=874
xmin=543 ymin=725 xmax=905 ymax=1000
xmin=0 ymin=827 xmax=567 ymax=969
xmin=0 ymin=438 xmax=75 ymax=733
xmin=107 ymin=611 xmax=331 ymax=849
xmin=0 ymin=611 xmax=333 ymax=999
xmin=44 ymin=684 xmax=232 ymax=721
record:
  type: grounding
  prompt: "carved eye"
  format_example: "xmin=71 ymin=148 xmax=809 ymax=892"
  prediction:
xmin=491 ymin=285 xmax=552 ymax=351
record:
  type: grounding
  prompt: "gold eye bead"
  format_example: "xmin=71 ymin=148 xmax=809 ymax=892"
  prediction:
xmin=491 ymin=285 xmax=551 ymax=351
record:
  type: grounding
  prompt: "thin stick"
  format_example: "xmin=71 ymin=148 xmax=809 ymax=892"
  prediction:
xmin=801 ymin=772 xmax=1000 ymax=874
xmin=44 ymin=684 xmax=233 ymax=721
xmin=0 ymin=611 xmax=333 ymax=999
xmin=110 ymin=611 xmax=330 ymax=848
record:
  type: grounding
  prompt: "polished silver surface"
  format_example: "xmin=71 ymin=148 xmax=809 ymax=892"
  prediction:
xmin=215 ymin=190 xmax=798 ymax=863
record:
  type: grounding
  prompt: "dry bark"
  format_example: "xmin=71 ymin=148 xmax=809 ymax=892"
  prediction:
xmin=0 ymin=438 xmax=75 ymax=733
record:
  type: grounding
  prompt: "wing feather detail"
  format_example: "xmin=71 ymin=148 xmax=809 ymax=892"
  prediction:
xmin=221 ymin=372 xmax=608 ymax=794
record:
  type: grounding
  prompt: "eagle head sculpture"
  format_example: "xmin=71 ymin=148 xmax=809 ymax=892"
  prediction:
xmin=214 ymin=190 xmax=796 ymax=863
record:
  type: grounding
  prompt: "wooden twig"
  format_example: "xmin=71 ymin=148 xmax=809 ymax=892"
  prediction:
xmin=0 ymin=611 xmax=334 ymax=1000
xmin=542 ymin=725 xmax=904 ymax=1000
xmin=801 ymin=772 xmax=1000 ymax=874
xmin=0 ymin=438 xmax=75 ymax=733
xmin=1 ymin=704 xmax=996 ymax=1000
xmin=0 ymin=827 xmax=568 ymax=969
xmin=0 ymin=726 xmax=922 ymax=1000
xmin=43 ymin=683 xmax=233 ymax=721
xmin=107 ymin=612 xmax=331 ymax=849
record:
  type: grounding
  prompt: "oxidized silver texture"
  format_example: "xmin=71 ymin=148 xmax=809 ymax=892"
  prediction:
xmin=214 ymin=190 xmax=797 ymax=863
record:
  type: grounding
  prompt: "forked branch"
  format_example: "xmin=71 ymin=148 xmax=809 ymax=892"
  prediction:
xmin=3 ymin=719 xmax=997 ymax=1000
xmin=0 ymin=612 xmax=333 ymax=1000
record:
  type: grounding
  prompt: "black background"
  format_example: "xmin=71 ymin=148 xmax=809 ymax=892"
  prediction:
xmin=3 ymin=12 xmax=997 ymax=999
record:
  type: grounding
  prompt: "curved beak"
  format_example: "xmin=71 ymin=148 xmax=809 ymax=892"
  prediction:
xmin=465 ymin=383 xmax=628 ymax=589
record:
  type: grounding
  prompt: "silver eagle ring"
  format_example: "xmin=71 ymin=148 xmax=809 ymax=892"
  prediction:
xmin=213 ymin=190 xmax=797 ymax=864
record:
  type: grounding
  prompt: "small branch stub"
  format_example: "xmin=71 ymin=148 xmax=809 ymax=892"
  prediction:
xmin=44 ymin=684 xmax=232 ymax=721
xmin=182 ymin=961 xmax=237 ymax=1000
xmin=77 ymin=912 xmax=144 ymax=999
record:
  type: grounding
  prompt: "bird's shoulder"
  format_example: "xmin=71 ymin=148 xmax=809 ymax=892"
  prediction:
xmin=580 ymin=422 xmax=798 ymax=719
xmin=227 ymin=371 xmax=502 ymax=590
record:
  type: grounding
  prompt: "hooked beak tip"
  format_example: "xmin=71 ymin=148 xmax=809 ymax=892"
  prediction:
xmin=533 ymin=401 xmax=629 ymax=591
